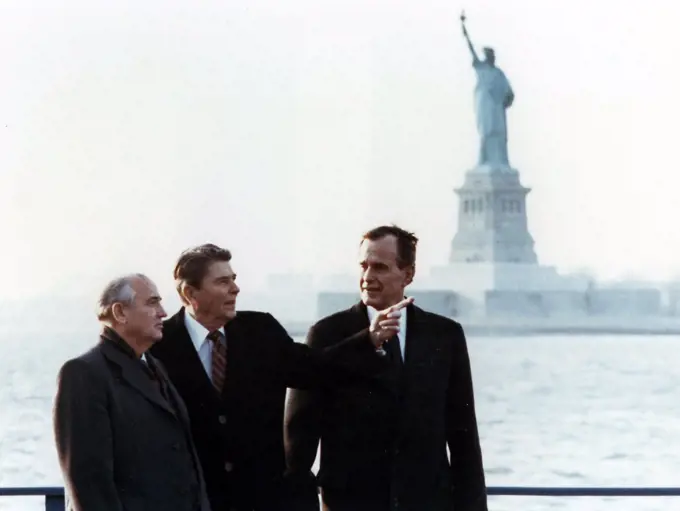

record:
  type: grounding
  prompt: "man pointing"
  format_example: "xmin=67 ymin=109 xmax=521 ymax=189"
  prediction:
xmin=285 ymin=226 xmax=487 ymax=511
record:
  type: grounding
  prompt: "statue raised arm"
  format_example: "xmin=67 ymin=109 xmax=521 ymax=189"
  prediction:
xmin=460 ymin=12 xmax=480 ymax=62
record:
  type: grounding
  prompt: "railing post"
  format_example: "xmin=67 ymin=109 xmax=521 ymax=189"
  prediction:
xmin=45 ymin=494 xmax=65 ymax=511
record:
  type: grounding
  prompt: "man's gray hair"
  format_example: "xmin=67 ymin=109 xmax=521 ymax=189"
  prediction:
xmin=97 ymin=273 xmax=150 ymax=322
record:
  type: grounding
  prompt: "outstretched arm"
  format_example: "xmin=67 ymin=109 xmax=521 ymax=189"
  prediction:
xmin=461 ymin=16 xmax=480 ymax=62
xmin=277 ymin=298 xmax=413 ymax=389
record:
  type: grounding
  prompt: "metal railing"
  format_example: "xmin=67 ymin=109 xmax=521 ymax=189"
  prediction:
xmin=488 ymin=486 xmax=680 ymax=497
xmin=0 ymin=487 xmax=64 ymax=511
xmin=3 ymin=486 xmax=680 ymax=510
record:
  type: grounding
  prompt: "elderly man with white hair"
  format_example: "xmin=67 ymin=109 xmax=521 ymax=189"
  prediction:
xmin=53 ymin=274 xmax=212 ymax=511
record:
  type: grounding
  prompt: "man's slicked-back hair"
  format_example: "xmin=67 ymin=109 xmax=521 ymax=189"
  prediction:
xmin=361 ymin=225 xmax=418 ymax=268
xmin=174 ymin=244 xmax=232 ymax=301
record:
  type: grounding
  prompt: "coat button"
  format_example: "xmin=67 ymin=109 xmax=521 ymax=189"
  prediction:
xmin=224 ymin=461 xmax=234 ymax=472
xmin=218 ymin=415 xmax=227 ymax=425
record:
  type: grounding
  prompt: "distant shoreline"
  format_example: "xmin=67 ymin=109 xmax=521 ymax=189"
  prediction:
xmin=283 ymin=318 xmax=680 ymax=337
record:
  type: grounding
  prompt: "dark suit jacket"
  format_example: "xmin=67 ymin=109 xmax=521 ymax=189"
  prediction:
xmin=284 ymin=302 xmax=488 ymax=511
xmin=150 ymin=308 xmax=377 ymax=511
xmin=53 ymin=328 xmax=211 ymax=511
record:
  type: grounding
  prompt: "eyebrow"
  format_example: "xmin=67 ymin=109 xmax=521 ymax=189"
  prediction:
xmin=360 ymin=260 xmax=388 ymax=267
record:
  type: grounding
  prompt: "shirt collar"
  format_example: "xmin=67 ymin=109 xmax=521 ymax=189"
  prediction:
xmin=183 ymin=309 xmax=225 ymax=353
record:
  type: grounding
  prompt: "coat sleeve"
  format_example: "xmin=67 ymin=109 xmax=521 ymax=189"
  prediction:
xmin=445 ymin=323 xmax=488 ymax=511
xmin=53 ymin=358 xmax=124 ymax=511
xmin=266 ymin=313 xmax=380 ymax=389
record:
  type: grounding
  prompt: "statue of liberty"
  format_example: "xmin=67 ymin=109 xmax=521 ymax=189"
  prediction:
xmin=461 ymin=12 xmax=515 ymax=168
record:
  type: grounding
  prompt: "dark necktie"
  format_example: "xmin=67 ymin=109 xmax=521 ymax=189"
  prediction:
xmin=207 ymin=330 xmax=227 ymax=393
xmin=383 ymin=335 xmax=403 ymax=372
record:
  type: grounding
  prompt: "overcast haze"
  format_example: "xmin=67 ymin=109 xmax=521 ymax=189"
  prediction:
xmin=1 ymin=0 xmax=679 ymax=302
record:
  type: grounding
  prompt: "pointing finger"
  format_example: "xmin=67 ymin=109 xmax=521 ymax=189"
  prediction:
xmin=389 ymin=297 xmax=414 ymax=313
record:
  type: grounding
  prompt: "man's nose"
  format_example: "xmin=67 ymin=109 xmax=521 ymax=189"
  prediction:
xmin=363 ymin=267 xmax=376 ymax=281
xmin=158 ymin=305 xmax=167 ymax=318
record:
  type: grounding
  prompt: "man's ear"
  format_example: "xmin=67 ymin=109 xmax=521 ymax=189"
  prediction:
xmin=404 ymin=265 xmax=415 ymax=287
xmin=111 ymin=302 xmax=126 ymax=324
xmin=180 ymin=283 xmax=198 ymax=308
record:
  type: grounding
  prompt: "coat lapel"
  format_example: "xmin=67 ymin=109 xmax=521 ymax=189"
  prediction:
xmin=162 ymin=309 xmax=222 ymax=402
xmin=222 ymin=314 xmax=249 ymax=399
xmin=350 ymin=301 xmax=370 ymax=322
xmin=397 ymin=304 xmax=441 ymax=441
xmin=401 ymin=304 xmax=433 ymax=396
xmin=151 ymin=354 xmax=192 ymax=428
xmin=403 ymin=304 xmax=431 ymax=372
xmin=99 ymin=336 xmax=177 ymax=419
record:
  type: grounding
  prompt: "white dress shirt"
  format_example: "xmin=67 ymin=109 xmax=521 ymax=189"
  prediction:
xmin=367 ymin=302 xmax=407 ymax=359
xmin=184 ymin=311 xmax=226 ymax=381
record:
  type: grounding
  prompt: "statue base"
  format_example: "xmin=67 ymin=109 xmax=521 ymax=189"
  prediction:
xmin=449 ymin=165 xmax=537 ymax=264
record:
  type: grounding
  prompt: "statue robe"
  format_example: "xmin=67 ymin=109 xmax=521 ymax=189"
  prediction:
xmin=473 ymin=59 xmax=514 ymax=167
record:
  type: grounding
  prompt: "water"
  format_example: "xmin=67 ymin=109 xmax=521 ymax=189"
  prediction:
xmin=2 ymin=329 xmax=679 ymax=510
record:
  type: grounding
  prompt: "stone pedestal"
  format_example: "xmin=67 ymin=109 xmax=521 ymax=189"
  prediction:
xmin=449 ymin=165 xmax=537 ymax=264
xmin=417 ymin=164 xmax=591 ymax=313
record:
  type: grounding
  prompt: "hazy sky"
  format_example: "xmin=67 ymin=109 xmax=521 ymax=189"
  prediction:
xmin=1 ymin=0 xmax=679 ymax=301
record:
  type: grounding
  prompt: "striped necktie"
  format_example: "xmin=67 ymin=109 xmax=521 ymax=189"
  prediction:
xmin=207 ymin=330 xmax=227 ymax=393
